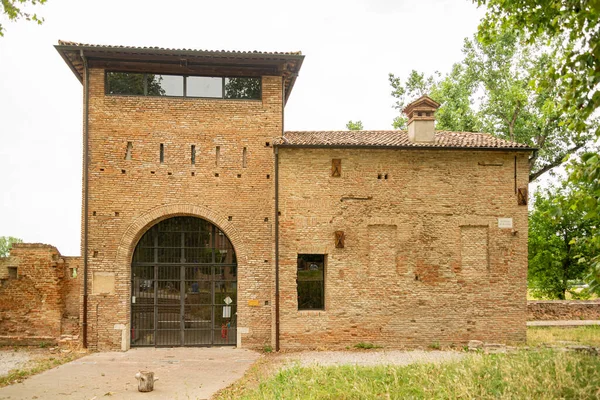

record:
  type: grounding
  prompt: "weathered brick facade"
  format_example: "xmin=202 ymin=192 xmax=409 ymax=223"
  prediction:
xmin=0 ymin=244 xmax=81 ymax=345
xmin=82 ymin=69 xmax=282 ymax=350
xmin=278 ymin=149 xmax=529 ymax=348
xmin=0 ymin=42 xmax=532 ymax=351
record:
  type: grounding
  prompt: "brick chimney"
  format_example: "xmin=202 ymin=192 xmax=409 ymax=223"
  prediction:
xmin=403 ymin=95 xmax=440 ymax=143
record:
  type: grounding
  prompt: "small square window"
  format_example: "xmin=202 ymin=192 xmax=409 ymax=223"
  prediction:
xmin=297 ymin=254 xmax=325 ymax=310
xmin=7 ymin=267 xmax=17 ymax=280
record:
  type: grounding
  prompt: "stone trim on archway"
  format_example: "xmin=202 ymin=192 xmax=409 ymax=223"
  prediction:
xmin=113 ymin=203 xmax=248 ymax=350
xmin=116 ymin=203 xmax=247 ymax=269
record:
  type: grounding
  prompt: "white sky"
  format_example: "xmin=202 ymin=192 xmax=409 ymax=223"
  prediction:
xmin=0 ymin=0 xmax=485 ymax=255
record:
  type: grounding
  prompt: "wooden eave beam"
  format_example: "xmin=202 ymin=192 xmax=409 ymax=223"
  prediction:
xmin=89 ymin=59 xmax=280 ymax=77
xmin=81 ymin=50 xmax=297 ymax=67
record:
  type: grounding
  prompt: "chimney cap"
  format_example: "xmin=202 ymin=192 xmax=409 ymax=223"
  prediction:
xmin=403 ymin=95 xmax=440 ymax=123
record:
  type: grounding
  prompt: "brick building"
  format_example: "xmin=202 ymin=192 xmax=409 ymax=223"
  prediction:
xmin=0 ymin=42 xmax=533 ymax=351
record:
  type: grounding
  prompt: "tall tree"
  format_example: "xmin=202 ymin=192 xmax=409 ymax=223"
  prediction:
xmin=389 ymin=66 xmax=479 ymax=132
xmin=475 ymin=0 xmax=600 ymax=295
xmin=346 ymin=120 xmax=363 ymax=131
xmin=567 ymin=151 xmax=600 ymax=294
xmin=476 ymin=0 xmax=600 ymax=126
xmin=528 ymin=184 xmax=594 ymax=299
xmin=0 ymin=236 xmax=22 ymax=257
xmin=0 ymin=0 xmax=47 ymax=36
xmin=389 ymin=33 xmax=597 ymax=182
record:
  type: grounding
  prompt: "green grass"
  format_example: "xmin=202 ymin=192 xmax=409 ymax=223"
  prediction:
xmin=219 ymin=350 xmax=600 ymax=399
xmin=528 ymin=325 xmax=600 ymax=347
xmin=353 ymin=342 xmax=382 ymax=350
xmin=428 ymin=341 xmax=441 ymax=350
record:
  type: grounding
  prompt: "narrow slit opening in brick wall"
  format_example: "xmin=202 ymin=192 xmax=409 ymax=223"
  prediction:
xmin=125 ymin=141 xmax=133 ymax=160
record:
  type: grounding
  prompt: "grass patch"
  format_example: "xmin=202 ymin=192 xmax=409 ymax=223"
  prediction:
xmin=218 ymin=350 xmax=600 ymax=399
xmin=0 ymin=349 xmax=84 ymax=388
xmin=217 ymin=355 xmax=283 ymax=399
xmin=528 ymin=325 xmax=600 ymax=347
xmin=428 ymin=341 xmax=441 ymax=350
xmin=353 ymin=342 xmax=382 ymax=350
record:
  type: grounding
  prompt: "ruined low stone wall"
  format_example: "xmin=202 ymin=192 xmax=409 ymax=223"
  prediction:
xmin=528 ymin=300 xmax=600 ymax=321
xmin=0 ymin=244 xmax=81 ymax=344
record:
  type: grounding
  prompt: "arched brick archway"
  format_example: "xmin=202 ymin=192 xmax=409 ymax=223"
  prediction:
xmin=115 ymin=204 xmax=247 ymax=348
xmin=116 ymin=203 xmax=246 ymax=268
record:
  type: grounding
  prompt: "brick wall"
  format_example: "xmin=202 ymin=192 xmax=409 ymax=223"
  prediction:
xmin=278 ymin=148 xmax=530 ymax=349
xmin=75 ymin=64 xmax=530 ymax=351
xmin=61 ymin=256 xmax=82 ymax=336
xmin=84 ymin=68 xmax=282 ymax=350
xmin=528 ymin=300 xmax=600 ymax=321
xmin=0 ymin=244 xmax=81 ymax=344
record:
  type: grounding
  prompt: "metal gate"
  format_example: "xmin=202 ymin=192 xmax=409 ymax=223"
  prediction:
xmin=130 ymin=216 xmax=237 ymax=347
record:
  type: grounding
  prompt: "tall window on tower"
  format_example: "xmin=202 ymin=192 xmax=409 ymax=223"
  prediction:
xmin=297 ymin=254 xmax=325 ymax=310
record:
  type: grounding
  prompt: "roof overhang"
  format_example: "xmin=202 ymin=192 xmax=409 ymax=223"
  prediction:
xmin=273 ymin=143 xmax=536 ymax=152
xmin=55 ymin=41 xmax=305 ymax=103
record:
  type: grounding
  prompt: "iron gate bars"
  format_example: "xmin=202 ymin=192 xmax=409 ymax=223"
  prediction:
xmin=131 ymin=217 xmax=237 ymax=347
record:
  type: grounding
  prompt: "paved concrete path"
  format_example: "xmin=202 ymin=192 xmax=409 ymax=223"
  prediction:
xmin=527 ymin=320 xmax=600 ymax=326
xmin=0 ymin=347 xmax=259 ymax=400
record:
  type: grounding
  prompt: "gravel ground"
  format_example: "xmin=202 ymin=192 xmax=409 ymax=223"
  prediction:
xmin=0 ymin=350 xmax=31 ymax=376
xmin=282 ymin=350 xmax=467 ymax=368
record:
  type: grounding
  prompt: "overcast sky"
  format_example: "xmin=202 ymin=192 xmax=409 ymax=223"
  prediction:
xmin=0 ymin=0 xmax=485 ymax=255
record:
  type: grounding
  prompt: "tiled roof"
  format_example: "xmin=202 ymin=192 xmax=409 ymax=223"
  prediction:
xmin=276 ymin=131 xmax=534 ymax=150
xmin=56 ymin=40 xmax=303 ymax=57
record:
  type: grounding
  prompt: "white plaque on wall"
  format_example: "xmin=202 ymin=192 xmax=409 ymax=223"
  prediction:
xmin=498 ymin=218 xmax=513 ymax=229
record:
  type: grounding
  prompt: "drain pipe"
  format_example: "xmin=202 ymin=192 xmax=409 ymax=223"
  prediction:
xmin=81 ymin=50 xmax=90 ymax=349
xmin=274 ymin=77 xmax=285 ymax=352
xmin=275 ymin=146 xmax=280 ymax=352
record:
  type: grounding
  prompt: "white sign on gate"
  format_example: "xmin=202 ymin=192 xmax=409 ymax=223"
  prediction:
xmin=223 ymin=306 xmax=231 ymax=318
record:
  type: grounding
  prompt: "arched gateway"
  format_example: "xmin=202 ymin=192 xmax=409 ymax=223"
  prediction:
xmin=130 ymin=216 xmax=237 ymax=347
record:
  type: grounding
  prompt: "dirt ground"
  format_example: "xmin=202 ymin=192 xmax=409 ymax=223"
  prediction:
xmin=280 ymin=349 xmax=467 ymax=367
xmin=0 ymin=349 xmax=31 ymax=377
xmin=0 ymin=345 xmax=86 ymax=388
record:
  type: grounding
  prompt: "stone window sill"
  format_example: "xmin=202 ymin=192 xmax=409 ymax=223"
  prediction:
xmin=298 ymin=310 xmax=326 ymax=316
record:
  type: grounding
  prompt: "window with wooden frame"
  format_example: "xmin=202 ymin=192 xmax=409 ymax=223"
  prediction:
xmin=517 ymin=187 xmax=528 ymax=205
xmin=335 ymin=231 xmax=345 ymax=248
xmin=297 ymin=254 xmax=325 ymax=310
xmin=331 ymin=159 xmax=341 ymax=177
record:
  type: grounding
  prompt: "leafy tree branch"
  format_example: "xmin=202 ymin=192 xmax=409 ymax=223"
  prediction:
xmin=0 ymin=0 xmax=47 ymax=36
